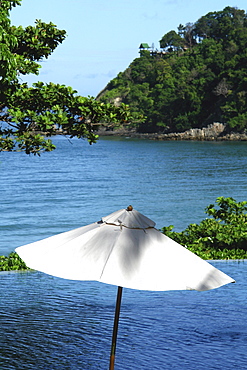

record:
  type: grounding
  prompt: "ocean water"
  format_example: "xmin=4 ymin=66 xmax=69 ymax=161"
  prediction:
xmin=1 ymin=137 xmax=247 ymax=254
xmin=1 ymin=137 xmax=247 ymax=369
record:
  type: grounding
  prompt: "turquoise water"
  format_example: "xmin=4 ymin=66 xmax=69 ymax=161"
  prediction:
xmin=1 ymin=137 xmax=247 ymax=369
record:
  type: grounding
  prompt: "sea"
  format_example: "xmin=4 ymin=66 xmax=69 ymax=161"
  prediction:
xmin=1 ymin=136 xmax=247 ymax=369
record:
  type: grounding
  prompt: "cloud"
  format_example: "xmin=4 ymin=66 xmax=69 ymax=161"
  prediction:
xmin=74 ymin=70 xmax=117 ymax=80
xmin=142 ymin=12 xmax=160 ymax=20
xmin=85 ymin=73 xmax=99 ymax=79
xmin=142 ymin=0 xmax=180 ymax=20
xmin=73 ymin=73 xmax=98 ymax=80
xmin=103 ymin=70 xmax=116 ymax=78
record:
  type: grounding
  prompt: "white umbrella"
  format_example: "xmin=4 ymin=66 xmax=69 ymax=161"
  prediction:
xmin=16 ymin=206 xmax=235 ymax=369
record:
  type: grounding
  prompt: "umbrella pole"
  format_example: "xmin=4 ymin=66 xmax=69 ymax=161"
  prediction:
xmin=109 ymin=286 xmax=123 ymax=370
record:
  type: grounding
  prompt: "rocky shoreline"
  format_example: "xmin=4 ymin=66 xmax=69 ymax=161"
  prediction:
xmin=98 ymin=123 xmax=247 ymax=141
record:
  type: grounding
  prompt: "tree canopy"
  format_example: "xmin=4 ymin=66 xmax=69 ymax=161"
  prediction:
xmin=0 ymin=0 xmax=132 ymax=154
xmin=99 ymin=6 xmax=247 ymax=134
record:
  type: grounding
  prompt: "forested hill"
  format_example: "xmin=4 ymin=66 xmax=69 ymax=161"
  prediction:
xmin=98 ymin=7 xmax=247 ymax=134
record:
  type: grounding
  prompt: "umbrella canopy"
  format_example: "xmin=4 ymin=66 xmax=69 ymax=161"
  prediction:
xmin=16 ymin=206 xmax=234 ymax=291
xmin=15 ymin=206 xmax=235 ymax=370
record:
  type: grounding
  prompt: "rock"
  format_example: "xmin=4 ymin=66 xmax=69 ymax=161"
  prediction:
xmin=98 ymin=122 xmax=247 ymax=141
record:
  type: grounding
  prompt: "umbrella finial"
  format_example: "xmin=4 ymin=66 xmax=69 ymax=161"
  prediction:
xmin=126 ymin=205 xmax=133 ymax=211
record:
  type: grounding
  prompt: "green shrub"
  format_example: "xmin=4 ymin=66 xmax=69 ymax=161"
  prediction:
xmin=0 ymin=252 xmax=29 ymax=271
xmin=162 ymin=197 xmax=247 ymax=259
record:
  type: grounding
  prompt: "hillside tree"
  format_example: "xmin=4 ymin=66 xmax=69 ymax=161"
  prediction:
xmin=99 ymin=6 xmax=247 ymax=134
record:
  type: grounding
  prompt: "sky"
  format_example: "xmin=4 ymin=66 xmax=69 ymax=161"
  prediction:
xmin=10 ymin=0 xmax=247 ymax=97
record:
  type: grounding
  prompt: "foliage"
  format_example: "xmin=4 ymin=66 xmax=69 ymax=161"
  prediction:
xmin=159 ymin=30 xmax=184 ymax=51
xmin=162 ymin=197 xmax=247 ymax=260
xmin=99 ymin=6 xmax=247 ymax=134
xmin=0 ymin=0 xmax=133 ymax=155
xmin=0 ymin=252 xmax=29 ymax=271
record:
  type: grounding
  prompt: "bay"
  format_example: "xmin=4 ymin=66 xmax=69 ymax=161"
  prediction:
xmin=1 ymin=137 xmax=247 ymax=369
xmin=1 ymin=137 xmax=247 ymax=254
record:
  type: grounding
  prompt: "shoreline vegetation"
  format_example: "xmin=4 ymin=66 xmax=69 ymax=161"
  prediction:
xmin=1 ymin=197 xmax=247 ymax=272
